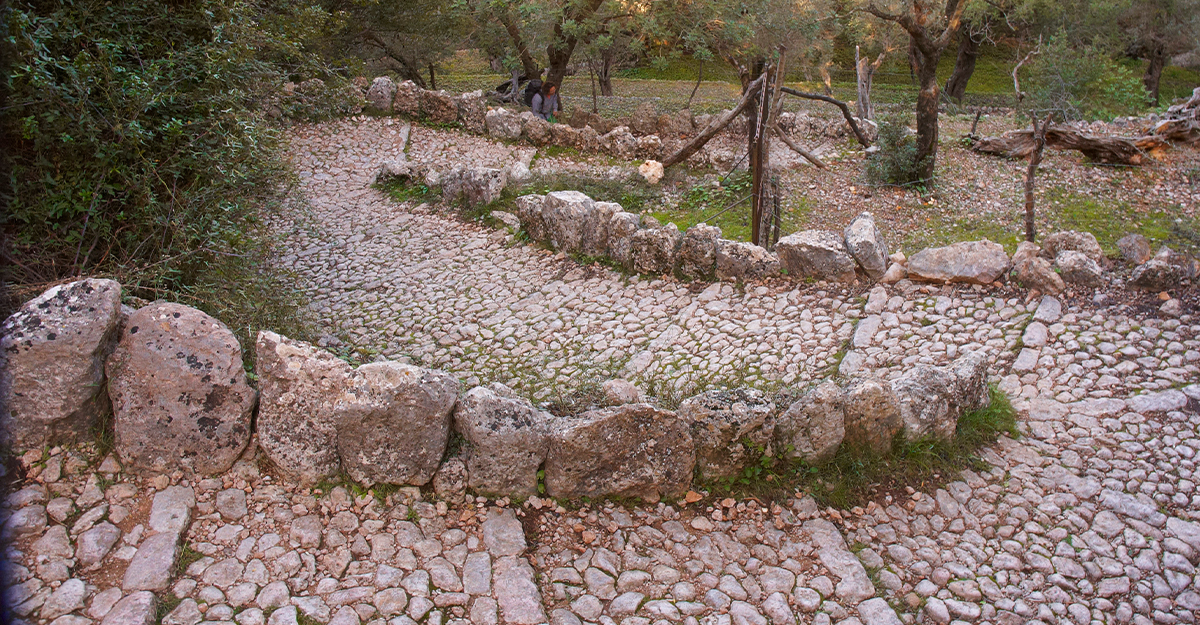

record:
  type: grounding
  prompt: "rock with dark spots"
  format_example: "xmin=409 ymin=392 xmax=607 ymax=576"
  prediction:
xmin=1040 ymin=230 xmax=1105 ymax=264
xmin=1 ymin=278 xmax=122 ymax=450
xmin=418 ymin=90 xmax=457 ymax=124
xmin=393 ymin=81 xmax=421 ymax=116
xmin=256 ymin=331 xmax=356 ymax=486
xmin=842 ymin=378 xmax=902 ymax=454
xmin=676 ymin=224 xmax=722 ymax=280
xmin=366 ymin=77 xmax=396 ymax=112
xmin=946 ymin=349 xmax=990 ymax=415
xmin=485 ymin=108 xmax=524 ymax=141
xmin=678 ymin=389 xmax=775 ymax=480
xmin=716 ymin=240 xmax=780 ymax=280
xmin=454 ymin=91 xmax=487 ymax=133
xmin=630 ymin=102 xmax=659 ymax=136
xmin=1011 ymin=242 xmax=1065 ymax=294
xmin=1130 ymin=259 xmax=1188 ymax=290
xmin=1055 ymin=250 xmax=1103 ymax=287
xmin=631 ymin=224 xmax=682 ymax=275
xmin=599 ymin=126 xmax=638 ymax=159
xmin=453 ymin=383 xmax=555 ymax=498
xmin=843 ymin=212 xmax=890 ymax=279
xmin=521 ymin=113 xmax=552 ymax=145
xmin=607 ymin=212 xmax=642 ymax=270
xmin=580 ymin=202 xmax=620 ymax=258
xmin=545 ymin=404 xmax=695 ymax=501
xmin=890 ymin=365 xmax=956 ymax=441
xmin=542 ymin=191 xmax=596 ymax=254
xmin=775 ymin=230 xmax=858 ymax=283
xmin=1118 ymin=234 xmax=1152 ymax=264
xmin=514 ymin=195 xmax=548 ymax=243
xmin=443 ymin=168 xmax=507 ymax=210
xmin=774 ymin=381 xmax=845 ymax=464
xmin=907 ymin=240 xmax=1010 ymax=285
xmin=107 ymin=302 xmax=255 ymax=476
xmin=337 ymin=362 xmax=460 ymax=486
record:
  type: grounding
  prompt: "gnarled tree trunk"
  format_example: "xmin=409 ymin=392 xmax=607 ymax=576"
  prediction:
xmin=1144 ymin=44 xmax=1168 ymax=105
xmin=944 ymin=28 xmax=980 ymax=102
xmin=913 ymin=46 xmax=943 ymax=181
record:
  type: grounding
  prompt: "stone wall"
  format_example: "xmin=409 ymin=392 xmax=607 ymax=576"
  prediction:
xmin=2 ymin=279 xmax=994 ymax=502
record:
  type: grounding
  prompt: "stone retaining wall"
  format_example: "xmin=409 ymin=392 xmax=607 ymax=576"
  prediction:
xmin=3 ymin=279 xmax=994 ymax=502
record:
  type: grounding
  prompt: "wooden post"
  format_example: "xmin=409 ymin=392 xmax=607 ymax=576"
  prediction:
xmin=750 ymin=61 xmax=769 ymax=247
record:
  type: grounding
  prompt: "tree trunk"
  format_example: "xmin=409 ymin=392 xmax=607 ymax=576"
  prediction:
xmin=663 ymin=73 xmax=766 ymax=168
xmin=1144 ymin=44 xmax=1167 ymax=105
xmin=496 ymin=10 xmax=541 ymax=79
xmin=429 ymin=64 xmax=436 ymax=91
xmin=914 ymin=48 xmax=942 ymax=181
xmin=973 ymin=125 xmax=1171 ymax=164
xmin=855 ymin=46 xmax=873 ymax=120
xmin=544 ymin=0 xmax=605 ymax=88
xmin=599 ymin=49 xmax=614 ymax=96
xmin=1023 ymin=115 xmax=1050 ymax=242
xmin=750 ymin=60 xmax=769 ymax=247
xmin=945 ymin=28 xmax=980 ymax=102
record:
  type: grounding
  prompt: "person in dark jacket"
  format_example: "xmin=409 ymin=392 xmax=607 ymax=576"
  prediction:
xmin=530 ymin=81 xmax=561 ymax=122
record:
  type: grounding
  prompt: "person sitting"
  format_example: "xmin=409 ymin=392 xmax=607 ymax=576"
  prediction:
xmin=530 ymin=82 xmax=561 ymax=123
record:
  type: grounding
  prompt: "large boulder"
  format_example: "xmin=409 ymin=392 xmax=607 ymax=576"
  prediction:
xmin=636 ymin=135 xmax=664 ymax=159
xmin=1117 ymin=234 xmax=1152 ymax=264
xmin=544 ymin=404 xmax=694 ymax=501
xmin=581 ymin=202 xmax=620 ymax=258
xmin=486 ymin=108 xmax=524 ymax=141
xmin=907 ymin=240 xmax=1010 ymax=285
xmin=843 ymin=213 xmax=890 ymax=280
xmin=608 ymin=212 xmax=642 ymax=270
xmin=841 ymin=378 xmax=901 ymax=454
xmin=599 ymin=126 xmax=638 ymax=159
xmin=1040 ymin=231 xmax=1104 ymax=265
xmin=255 ymin=331 xmax=355 ymax=486
xmin=522 ymin=114 xmax=552 ymax=145
xmin=337 ymin=362 xmax=459 ymax=487
xmin=657 ymin=110 xmax=694 ymax=138
xmin=1011 ymin=242 xmax=1064 ymax=294
xmin=514 ymin=194 xmax=548 ymax=242
xmin=0 ymin=278 xmax=122 ymax=450
xmin=774 ymin=381 xmax=845 ymax=464
xmin=716 ymin=240 xmax=780 ymax=280
xmin=455 ymin=91 xmax=487 ymax=133
xmin=676 ymin=224 xmax=722 ymax=280
xmin=890 ymin=365 xmax=955 ymax=441
xmin=393 ymin=81 xmax=421 ymax=116
xmin=420 ymin=90 xmax=457 ymax=124
xmin=107 ymin=303 xmax=255 ymax=476
xmin=1055 ymin=250 xmax=1103 ymax=287
xmin=454 ymin=384 xmax=555 ymax=498
xmin=630 ymin=102 xmax=658 ymax=136
xmin=549 ymin=123 xmax=581 ymax=148
xmin=678 ymin=389 xmax=775 ymax=480
xmin=543 ymin=191 xmax=595 ymax=254
xmin=1130 ymin=258 xmax=1189 ymax=290
xmin=366 ymin=76 xmax=397 ymax=112
xmin=776 ymin=230 xmax=858 ymax=283
xmin=575 ymin=125 xmax=601 ymax=152
xmin=631 ymin=224 xmax=682 ymax=274
xmin=444 ymin=168 xmax=507 ymax=210
xmin=946 ymin=349 xmax=990 ymax=415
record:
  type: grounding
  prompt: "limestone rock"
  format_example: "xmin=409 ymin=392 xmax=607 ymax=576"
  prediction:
xmin=1131 ymin=248 xmax=1193 ymax=290
xmin=843 ymin=212 xmax=890 ymax=279
xmin=1013 ymin=243 xmax=1065 ymax=295
xmin=549 ymin=123 xmax=581 ymax=148
xmin=543 ymin=191 xmax=596 ymax=254
xmin=946 ymin=349 xmax=990 ymax=415
xmin=636 ymin=135 xmax=664 ymax=159
xmin=842 ymin=378 xmax=902 ymax=454
xmin=775 ymin=230 xmax=858 ymax=283
xmin=123 ymin=532 xmax=179 ymax=591
xmin=545 ymin=404 xmax=695 ymax=501
xmin=1040 ymin=230 xmax=1105 ymax=264
xmin=716 ymin=240 xmax=780 ymax=280
xmin=419 ymin=90 xmax=457 ymax=124
xmin=454 ymin=91 xmax=487 ymax=134
xmin=1055 ymin=250 xmax=1103 ymax=287
xmin=522 ymin=114 xmax=552 ymax=145
xmin=101 ymin=591 xmax=156 ymax=625
xmin=631 ymin=224 xmax=682 ymax=275
xmin=393 ymin=81 xmax=421 ymax=116
xmin=890 ymin=365 xmax=956 ymax=441
xmin=774 ymin=382 xmax=845 ymax=464
xmin=453 ymin=383 xmax=554 ymax=498
xmin=337 ymin=362 xmax=460 ymax=487
xmin=485 ymin=108 xmax=524 ymax=141
xmin=581 ymin=202 xmax=619 ymax=258
xmin=907 ymin=240 xmax=1010 ymax=285
xmin=1117 ymin=234 xmax=1152 ymax=264
xmin=676 ymin=224 xmax=721 ymax=281
xmin=607 ymin=212 xmax=642 ymax=270
xmin=678 ymin=389 xmax=776 ymax=480
xmin=255 ymin=331 xmax=355 ymax=486
xmin=514 ymin=195 xmax=548 ymax=243
xmin=602 ymin=380 xmax=640 ymax=405
xmin=631 ymin=102 xmax=658 ymax=136
xmin=444 ymin=168 xmax=507 ymax=210
xmin=600 ymin=126 xmax=638 ymax=159
xmin=107 ymin=302 xmax=254 ymax=476
xmin=638 ymin=160 xmax=664 ymax=185
xmin=0 ymin=278 xmax=122 ymax=450
xmin=366 ymin=77 xmax=396 ymax=112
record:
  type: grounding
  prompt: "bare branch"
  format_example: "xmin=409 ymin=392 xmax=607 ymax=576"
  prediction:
xmin=771 ymin=125 xmax=826 ymax=168
xmin=663 ymin=73 xmax=767 ymax=169
xmin=780 ymin=86 xmax=872 ymax=147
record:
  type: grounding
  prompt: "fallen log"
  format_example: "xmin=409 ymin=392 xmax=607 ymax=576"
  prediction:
xmin=663 ymin=73 xmax=766 ymax=169
xmin=972 ymin=125 xmax=1171 ymax=165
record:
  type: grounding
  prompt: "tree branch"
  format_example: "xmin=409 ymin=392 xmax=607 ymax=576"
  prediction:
xmin=771 ymin=125 xmax=826 ymax=168
xmin=664 ymin=73 xmax=767 ymax=168
xmin=780 ymin=86 xmax=872 ymax=147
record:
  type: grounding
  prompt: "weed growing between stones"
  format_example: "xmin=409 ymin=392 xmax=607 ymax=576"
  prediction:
xmin=155 ymin=593 xmax=183 ymax=623
xmin=174 ymin=545 xmax=205 ymax=578
xmin=702 ymin=385 xmax=1019 ymax=508
xmin=380 ymin=178 xmax=438 ymax=204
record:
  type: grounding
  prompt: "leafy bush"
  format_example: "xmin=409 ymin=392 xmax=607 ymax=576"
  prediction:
xmin=2 ymin=1 xmax=336 ymax=348
xmin=863 ymin=116 xmax=931 ymax=187
xmin=1022 ymin=35 xmax=1150 ymax=121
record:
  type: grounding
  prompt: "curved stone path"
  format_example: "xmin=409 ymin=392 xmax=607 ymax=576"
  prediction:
xmin=4 ymin=117 xmax=1200 ymax=625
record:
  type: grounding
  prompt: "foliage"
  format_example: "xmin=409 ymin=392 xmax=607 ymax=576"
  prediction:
xmin=648 ymin=170 xmax=815 ymax=243
xmin=864 ymin=116 xmax=933 ymax=187
xmin=1020 ymin=35 xmax=1150 ymax=120
xmin=704 ymin=385 xmax=1019 ymax=508
xmin=318 ymin=0 xmax=468 ymax=87
xmin=2 ymin=0 xmax=326 ymax=347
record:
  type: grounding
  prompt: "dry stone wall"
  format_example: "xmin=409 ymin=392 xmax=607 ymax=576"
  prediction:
xmin=4 ymin=279 xmax=994 ymax=502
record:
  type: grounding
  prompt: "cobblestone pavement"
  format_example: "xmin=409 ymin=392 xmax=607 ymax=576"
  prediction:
xmin=5 ymin=117 xmax=1200 ymax=625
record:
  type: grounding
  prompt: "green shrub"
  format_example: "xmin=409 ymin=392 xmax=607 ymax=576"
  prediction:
xmin=2 ymin=1 xmax=333 ymax=347
xmin=863 ymin=116 xmax=931 ymax=187
xmin=1022 ymin=35 xmax=1150 ymax=121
